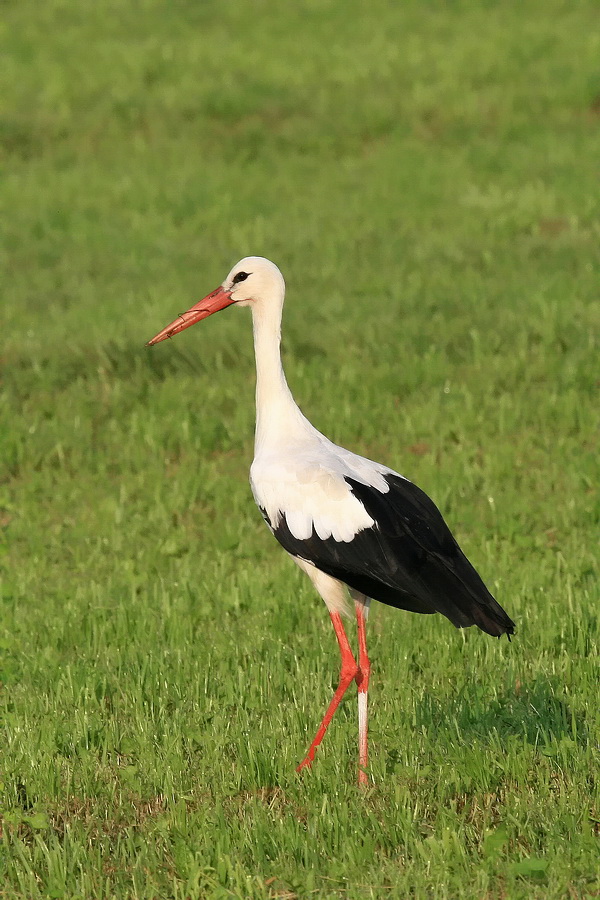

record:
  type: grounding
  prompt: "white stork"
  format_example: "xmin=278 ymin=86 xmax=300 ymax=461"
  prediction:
xmin=147 ymin=256 xmax=515 ymax=785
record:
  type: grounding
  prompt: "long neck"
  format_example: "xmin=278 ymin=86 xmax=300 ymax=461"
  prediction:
xmin=251 ymin=303 xmax=308 ymax=453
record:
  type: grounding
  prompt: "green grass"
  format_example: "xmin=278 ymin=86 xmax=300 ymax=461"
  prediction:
xmin=1 ymin=0 xmax=599 ymax=896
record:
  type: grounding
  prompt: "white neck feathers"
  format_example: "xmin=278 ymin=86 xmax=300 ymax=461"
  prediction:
xmin=251 ymin=300 xmax=308 ymax=454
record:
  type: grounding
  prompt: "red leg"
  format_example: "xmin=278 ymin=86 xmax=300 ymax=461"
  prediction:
xmin=296 ymin=611 xmax=359 ymax=772
xmin=354 ymin=598 xmax=371 ymax=785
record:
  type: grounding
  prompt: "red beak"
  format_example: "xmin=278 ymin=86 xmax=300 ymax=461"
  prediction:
xmin=146 ymin=286 xmax=234 ymax=346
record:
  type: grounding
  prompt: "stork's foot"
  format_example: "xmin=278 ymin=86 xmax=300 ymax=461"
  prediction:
xmin=296 ymin=757 xmax=312 ymax=773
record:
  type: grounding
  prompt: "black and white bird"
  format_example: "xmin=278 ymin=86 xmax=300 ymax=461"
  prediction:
xmin=148 ymin=257 xmax=515 ymax=785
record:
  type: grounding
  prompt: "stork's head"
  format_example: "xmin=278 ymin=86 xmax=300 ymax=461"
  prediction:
xmin=146 ymin=256 xmax=285 ymax=346
xmin=225 ymin=256 xmax=285 ymax=309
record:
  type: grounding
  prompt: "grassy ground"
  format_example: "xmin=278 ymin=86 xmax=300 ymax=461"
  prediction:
xmin=1 ymin=0 xmax=599 ymax=897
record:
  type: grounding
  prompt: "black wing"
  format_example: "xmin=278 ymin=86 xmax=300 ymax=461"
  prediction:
xmin=268 ymin=474 xmax=515 ymax=638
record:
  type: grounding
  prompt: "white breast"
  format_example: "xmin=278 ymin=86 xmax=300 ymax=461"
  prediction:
xmin=250 ymin=433 xmax=401 ymax=544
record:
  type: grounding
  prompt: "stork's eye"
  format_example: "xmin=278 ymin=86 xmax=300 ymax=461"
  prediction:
xmin=232 ymin=271 xmax=249 ymax=284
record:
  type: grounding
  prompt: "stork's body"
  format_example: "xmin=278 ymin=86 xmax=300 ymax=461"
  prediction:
xmin=148 ymin=257 xmax=515 ymax=784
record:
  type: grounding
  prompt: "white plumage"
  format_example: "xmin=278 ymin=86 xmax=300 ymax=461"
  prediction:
xmin=250 ymin=440 xmax=395 ymax=544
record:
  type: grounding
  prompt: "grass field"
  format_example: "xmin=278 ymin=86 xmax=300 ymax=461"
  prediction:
xmin=1 ymin=0 xmax=599 ymax=897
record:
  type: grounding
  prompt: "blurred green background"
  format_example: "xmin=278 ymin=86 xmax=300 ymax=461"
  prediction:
xmin=0 ymin=1 xmax=598 ymax=898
